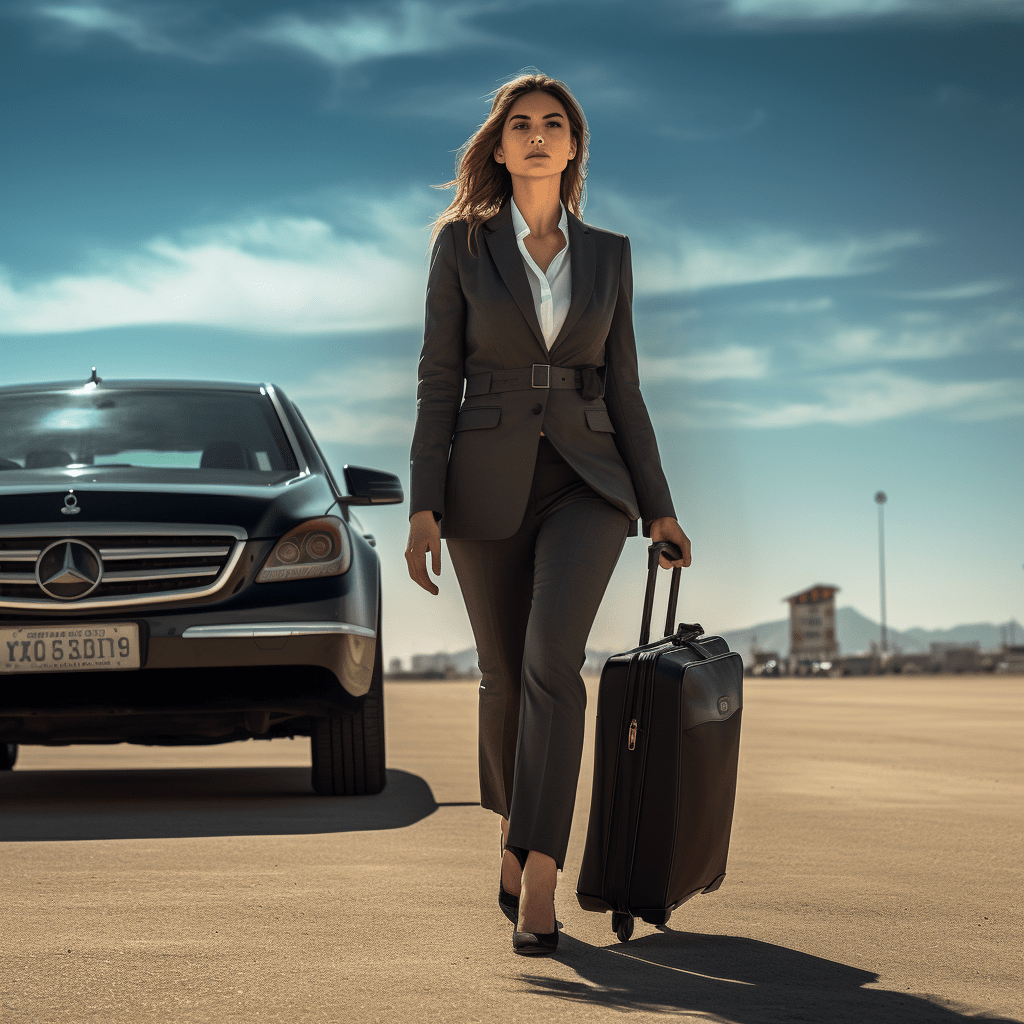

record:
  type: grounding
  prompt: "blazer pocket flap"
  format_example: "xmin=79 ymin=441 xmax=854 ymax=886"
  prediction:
xmin=454 ymin=406 xmax=501 ymax=432
xmin=585 ymin=409 xmax=616 ymax=433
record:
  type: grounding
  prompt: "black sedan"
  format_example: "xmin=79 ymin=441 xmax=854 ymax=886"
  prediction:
xmin=0 ymin=374 xmax=403 ymax=795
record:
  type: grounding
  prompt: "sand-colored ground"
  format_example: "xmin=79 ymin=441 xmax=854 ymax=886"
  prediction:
xmin=1 ymin=673 xmax=1020 ymax=1023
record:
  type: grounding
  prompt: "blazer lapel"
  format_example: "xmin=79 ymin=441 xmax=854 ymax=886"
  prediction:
xmin=484 ymin=203 xmax=546 ymax=353
xmin=548 ymin=210 xmax=595 ymax=357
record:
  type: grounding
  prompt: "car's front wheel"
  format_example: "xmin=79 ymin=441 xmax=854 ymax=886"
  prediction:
xmin=310 ymin=605 xmax=385 ymax=796
xmin=0 ymin=743 xmax=17 ymax=770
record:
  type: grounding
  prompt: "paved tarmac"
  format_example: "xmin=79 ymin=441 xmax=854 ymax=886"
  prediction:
xmin=1 ymin=673 xmax=1020 ymax=1024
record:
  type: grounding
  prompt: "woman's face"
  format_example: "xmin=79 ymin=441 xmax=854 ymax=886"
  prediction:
xmin=493 ymin=90 xmax=577 ymax=180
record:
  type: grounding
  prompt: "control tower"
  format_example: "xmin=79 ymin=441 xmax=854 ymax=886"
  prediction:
xmin=785 ymin=584 xmax=840 ymax=663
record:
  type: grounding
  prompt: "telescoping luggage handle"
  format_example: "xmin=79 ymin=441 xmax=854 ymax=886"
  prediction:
xmin=640 ymin=541 xmax=703 ymax=646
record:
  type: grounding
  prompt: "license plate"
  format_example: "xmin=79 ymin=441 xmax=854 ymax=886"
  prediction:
xmin=0 ymin=623 xmax=141 ymax=673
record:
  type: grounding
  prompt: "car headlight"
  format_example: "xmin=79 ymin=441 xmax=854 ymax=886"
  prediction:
xmin=257 ymin=516 xmax=352 ymax=582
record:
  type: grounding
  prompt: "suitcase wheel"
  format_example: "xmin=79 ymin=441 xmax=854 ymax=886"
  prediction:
xmin=611 ymin=912 xmax=634 ymax=943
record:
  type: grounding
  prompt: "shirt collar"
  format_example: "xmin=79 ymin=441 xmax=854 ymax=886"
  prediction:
xmin=510 ymin=196 xmax=569 ymax=244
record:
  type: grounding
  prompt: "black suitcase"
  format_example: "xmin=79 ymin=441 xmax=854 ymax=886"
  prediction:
xmin=576 ymin=541 xmax=744 ymax=942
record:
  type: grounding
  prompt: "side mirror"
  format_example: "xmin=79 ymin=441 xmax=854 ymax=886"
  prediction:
xmin=342 ymin=465 xmax=405 ymax=505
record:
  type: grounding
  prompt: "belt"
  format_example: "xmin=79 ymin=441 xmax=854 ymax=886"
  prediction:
xmin=465 ymin=364 xmax=605 ymax=401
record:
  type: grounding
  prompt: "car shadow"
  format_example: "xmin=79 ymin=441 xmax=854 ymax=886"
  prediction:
xmin=521 ymin=930 xmax=1021 ymax=1024
xmin=0 ymin=767 xmax=439 ymax=841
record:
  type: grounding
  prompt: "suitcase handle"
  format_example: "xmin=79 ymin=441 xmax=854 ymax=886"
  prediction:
xmin=640 ymin=542 xmax=702 ymax=646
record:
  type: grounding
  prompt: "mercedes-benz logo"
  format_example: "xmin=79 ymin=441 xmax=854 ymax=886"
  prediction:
xmin=35 ymin=540 xmax=103 ymax=601
xmin=61 ymin=490 xmax=81 ymax=516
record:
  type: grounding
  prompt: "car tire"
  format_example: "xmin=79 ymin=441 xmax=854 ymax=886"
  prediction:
xmin=310 ymin=603 xmax=385 ymax=796
xmin=0 ymin=743 xmax=17 ymax=770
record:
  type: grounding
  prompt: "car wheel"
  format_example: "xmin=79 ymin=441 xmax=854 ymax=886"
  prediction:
xmin=310 ymin=603 xmax=385 ymax=796
xmin=0 ymin=743 xmax=17 ymax=770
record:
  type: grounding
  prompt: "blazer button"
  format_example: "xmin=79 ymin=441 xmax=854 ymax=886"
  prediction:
xmin=531 ymin=404 xmax=542 ymax=415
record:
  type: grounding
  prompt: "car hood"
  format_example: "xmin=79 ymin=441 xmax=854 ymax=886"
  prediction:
xmin=0 ymin=468 xmax=337 ymax=538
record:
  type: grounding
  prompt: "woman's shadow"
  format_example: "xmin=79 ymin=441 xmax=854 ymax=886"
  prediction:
xmin=521 ymin=925 xmax=1021 ymax=1024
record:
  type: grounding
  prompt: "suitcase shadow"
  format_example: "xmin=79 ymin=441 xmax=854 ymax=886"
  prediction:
xmin=0 ymin=767 xmax=439 ymax=841
xmin=521 ymin=931 xmax=1021 ymax=1023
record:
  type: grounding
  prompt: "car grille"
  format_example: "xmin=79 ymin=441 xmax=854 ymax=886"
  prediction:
xmin=0 ymin=525 xmax=247 ymax=611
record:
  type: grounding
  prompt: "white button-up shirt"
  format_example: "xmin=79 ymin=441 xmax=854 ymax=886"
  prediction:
xmin=510 ymin=196 xmax=572 ymax=350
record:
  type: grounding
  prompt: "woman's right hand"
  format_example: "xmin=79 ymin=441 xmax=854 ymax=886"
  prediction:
xmin=406 ymin=510 xmax=442 ymax=595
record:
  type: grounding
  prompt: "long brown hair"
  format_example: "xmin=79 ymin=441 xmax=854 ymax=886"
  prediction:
xmin=430 ymin=71 xmax=590 ymax=254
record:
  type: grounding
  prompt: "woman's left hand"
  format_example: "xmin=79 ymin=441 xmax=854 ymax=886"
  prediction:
xmin=649 ymin=517 xmax=692 ymax=569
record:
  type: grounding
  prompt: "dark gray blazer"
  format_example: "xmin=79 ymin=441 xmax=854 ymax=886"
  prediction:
xmin=409 ymin=200 xmax=676 ymax=540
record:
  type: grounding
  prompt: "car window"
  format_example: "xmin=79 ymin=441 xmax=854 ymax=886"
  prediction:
xmin=0 ymin=388 xmax=299 ymax=476
xmin=289 ymin=403 xmax=341 ymax=496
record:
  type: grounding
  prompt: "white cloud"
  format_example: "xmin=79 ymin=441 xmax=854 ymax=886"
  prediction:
xmin=721 ymin=0 xmax=1024 ymax=19
xmin=681 ymin=370 xmax=1024 ymax=428
xmin=38 ymin=3 xmax=181 ymax=53
xmin=747 ymin=297 xmax=835 ymax=314
xmin=302 ymin=404 xmax=414 ymax=446
xmin=801 ymin=310 xmax=1020 ymax=365
xmin=641 ymin=345 xmax=769 ymax=382
xmin=287 ymin=360 xmax=416 ymax=404
xmin=0 ymin=192 xmax=436 ymax=335
xmin=36 ymin=2 xmax=222 ymax=59
xmin=592 ymin=189 xmax=928 ymax=294
xmin=808 ymin=323 xmax=958 ymax=363
xmin=6 ymin=175 xmax=934 ymax=338
xmin=896 ymin=280 xmax=1013 ymax=301
xmin=33 ymin=0 xmax=502 ymax=65
xmin=282 ymin=361 xmax=417 ymax=445
xmin=33 ymin=0 xmax=1024 ymax=65
xmin=253 ymin=1 xmax=493 ymax=67
xmin=637 ymin=226 xmax=927 ymax=295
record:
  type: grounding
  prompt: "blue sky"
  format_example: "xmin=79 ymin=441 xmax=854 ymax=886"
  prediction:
xmin=1 ymin=0 xmax=1021 ymax=659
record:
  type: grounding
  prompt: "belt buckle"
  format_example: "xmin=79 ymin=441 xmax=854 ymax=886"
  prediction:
xmin=531 ymin=364 xmax=550 ymax=388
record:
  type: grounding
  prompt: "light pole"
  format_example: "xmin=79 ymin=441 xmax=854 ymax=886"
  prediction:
xmin=875 ymin=491 xmax=888 ymax=654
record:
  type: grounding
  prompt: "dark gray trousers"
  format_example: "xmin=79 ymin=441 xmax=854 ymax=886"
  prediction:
xmin=446 ymin=436 xmax=630 ymax=868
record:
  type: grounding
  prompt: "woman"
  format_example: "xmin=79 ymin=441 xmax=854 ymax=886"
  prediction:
xmin=406 ymin=72 xmax=690 ymax=955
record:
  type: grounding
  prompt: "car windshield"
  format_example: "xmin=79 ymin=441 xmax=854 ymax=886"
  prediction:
xmin=0 ymin=387 xmax=299 ymax=476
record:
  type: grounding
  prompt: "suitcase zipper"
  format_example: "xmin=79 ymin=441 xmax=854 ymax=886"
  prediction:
xmin=626 ymin=652 xmax=649 ymax=748
xmin=621 ymin=651 xmax=659 ymax=910
xmin=627 ymin=642 xmax=665 ymax=750
xmin=606 ymin=647 xmax=665 ymax=911
xmin=603 ymin=654 xmax=643 ymax=909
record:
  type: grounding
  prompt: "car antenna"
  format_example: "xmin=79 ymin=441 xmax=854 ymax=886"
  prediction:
xmin=88 ymin=367 xmax=102 ymax=384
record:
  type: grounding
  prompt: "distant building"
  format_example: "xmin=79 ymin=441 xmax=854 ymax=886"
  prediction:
xmin=929 ymin=642 xmax=981 ymax=673
xmin=997 ymin=645 xmax=1024 ymax=674
xmin=785 ymin=584 xmax=840 ymax=662
xmin=749 ymin=649 xmax=782 ymax=677
xmin=410 ymin=652 xmax=459 ymax=677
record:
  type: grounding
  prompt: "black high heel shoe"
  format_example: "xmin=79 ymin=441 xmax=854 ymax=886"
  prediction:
xmin=498 ymin=836 xmax=525 ymax=925
xmin=512 ymin=924 xmax=559 ymax=955
xmin=511 ymin=847 xmax=559 ymax=956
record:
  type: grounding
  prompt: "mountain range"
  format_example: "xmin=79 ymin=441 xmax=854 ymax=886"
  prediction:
xmin=405 ymin=608 xmax=1023 ymax=674
xmin=715 ymin=607 xmax=1024 ymax=665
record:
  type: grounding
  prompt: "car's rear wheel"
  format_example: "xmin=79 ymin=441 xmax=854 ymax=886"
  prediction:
xmin=310 ymin=604 xmax=385 ymax=796
xmin=0 ymin=743 xmax=17 ymax=770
